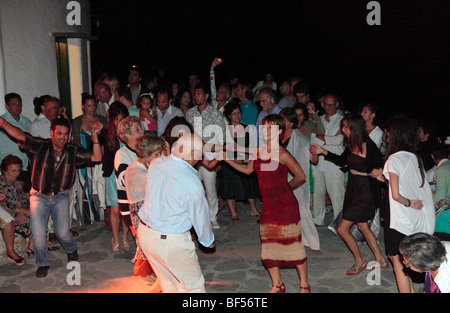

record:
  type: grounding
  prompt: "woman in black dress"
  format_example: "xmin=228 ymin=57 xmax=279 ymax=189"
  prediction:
xmin=218 ymin=100 xmax=260 ymax=223
xmin=310 ymin=114 xmax=386 ymax=275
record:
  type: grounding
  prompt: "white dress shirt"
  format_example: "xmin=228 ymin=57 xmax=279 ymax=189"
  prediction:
xmin=156 ymin=105 xmax=184 ymax=136
xmin=139 ymin=154 xmax=215 ymax=247
xmin=310 ymin=112 xmax=345 ymax=172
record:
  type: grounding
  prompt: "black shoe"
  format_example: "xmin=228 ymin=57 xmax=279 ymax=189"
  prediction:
xmin=36 ymin=266 xmax=50 ymax=278
xmin=67 ymin=250 xmax=78 ymax=262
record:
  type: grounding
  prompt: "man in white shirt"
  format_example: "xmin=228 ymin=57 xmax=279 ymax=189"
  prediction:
xmin=127 ymin=67 xmax=142 ymax=106
xmin=156 ymin=87 xmax=184 ymax=136
xmin=186 ymin=83 xmax=226 ymax=230
xmin=310 ymin=94 xmax=345 ymax=226
xmin=94 ymin=83 xmax=115 ymax=117
xmin=138 ymin=133 xmax=215 ymax=293
xmin=255 ymin=87 xmax=278 ymax=144
xmin=29 ymin=96 xmax=60 ymax=139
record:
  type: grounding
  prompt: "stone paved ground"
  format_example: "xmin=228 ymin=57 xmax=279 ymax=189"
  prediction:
xmin=0 ymin=201 xmax=425 ymax=293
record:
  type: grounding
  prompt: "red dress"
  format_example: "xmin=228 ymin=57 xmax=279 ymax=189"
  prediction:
xmin=253 ymin=158 xmax=307 ymax=268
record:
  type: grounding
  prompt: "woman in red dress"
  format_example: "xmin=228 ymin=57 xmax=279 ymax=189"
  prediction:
xmin=223 ymin=114 xmax=310 ymax=293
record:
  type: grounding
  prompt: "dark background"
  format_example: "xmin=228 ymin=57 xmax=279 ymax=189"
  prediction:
xmin=90 ymin=0 xmax=450 ymax=139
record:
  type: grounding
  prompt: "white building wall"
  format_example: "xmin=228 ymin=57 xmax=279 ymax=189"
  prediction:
xmin=0 ymin=0 xmax=91 ymax=120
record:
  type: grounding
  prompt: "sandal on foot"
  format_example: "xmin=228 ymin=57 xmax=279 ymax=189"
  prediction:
xmin=231 ymin=217 xmax=241 ymax=224
xmin=269 ymin=283 xmax=285 ymax=293
xmin=7 ymin=254 xmax=26 ymax=266
xmin=378 ymin=259 xmax=388 ymax=269
xmin=112 ymin=238 xmax=120 ymax=253
xmin=299 ymin=285 xmax=311 ymax=293
xmin=123 ymin=238 xmax=131 ymax=251
xmin=346 ymin=260 xmax=367 ymax=276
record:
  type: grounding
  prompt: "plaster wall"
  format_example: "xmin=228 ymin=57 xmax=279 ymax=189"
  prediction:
xmin=0 ymin=0 xmax=90 ymax=120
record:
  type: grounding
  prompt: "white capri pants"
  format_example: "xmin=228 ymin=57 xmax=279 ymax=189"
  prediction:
xmin=312 ymin=168 xmax=345 ymax=226
xmin=138 ymin=223 xmax=206 ymax=293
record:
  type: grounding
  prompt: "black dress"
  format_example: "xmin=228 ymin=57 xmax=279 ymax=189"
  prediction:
xmin=343 ymin=154 xmax=376 ymax=222
xmin=325 ymin=139 xmax=383 ymax=223
xmin=218 ymin=127 xmax=259 ymax=201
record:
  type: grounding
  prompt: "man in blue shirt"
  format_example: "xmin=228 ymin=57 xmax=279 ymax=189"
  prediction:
xmin=0 ymin=93 xmax=32 ymax=191
xmin=138 ymin=133 xmax=215 ymax=293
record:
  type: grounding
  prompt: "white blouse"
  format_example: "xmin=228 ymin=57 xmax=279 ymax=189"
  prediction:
xmin=383 ymin=151 xmax=435 ymax=235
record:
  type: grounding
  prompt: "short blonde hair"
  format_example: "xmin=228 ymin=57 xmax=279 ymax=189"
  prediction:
xmin=135 ymin=133 xmax=166 ymax=158
xmin=103 ymin=76 xmax=119 ymax=91
xmin=117 ymin=116 xmax=141 ymax=142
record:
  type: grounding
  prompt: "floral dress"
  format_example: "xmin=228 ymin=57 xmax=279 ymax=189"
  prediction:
xmin=0 ymin=175 xmax=31 ymax=238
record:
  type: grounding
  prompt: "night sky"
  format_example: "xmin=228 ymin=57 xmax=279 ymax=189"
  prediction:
xmin=90 ymin=0 xmax=450 ymax=138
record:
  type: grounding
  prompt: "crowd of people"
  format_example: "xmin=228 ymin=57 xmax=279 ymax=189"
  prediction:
xmin=0 ymin=58 xmax=449 ymax=293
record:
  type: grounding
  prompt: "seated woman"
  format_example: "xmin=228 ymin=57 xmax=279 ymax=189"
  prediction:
xmin=0 ymin=155 xmax=33 ymax=265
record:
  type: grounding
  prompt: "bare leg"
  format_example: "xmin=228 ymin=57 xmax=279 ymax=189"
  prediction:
xmin=1 ymin=221 xmax=21 ymax=259
xmin=357 ymin=222 xmax=385 ymax=264
xmin=267 ymin=266 xmax=284 ymax=292
xmin=296 ymin=261 xmax=310 ymax=292
xmin=226 ymin=199 xmax=241 ymax=223
xmin=389 ymin=254 xmax=414 ymax=293
xmin=337 ymin=219 xmax=365 ymax=265
xmin=110 ymin=206 xmax=120 ymax=251
xmin=248 ymin=198 xmax=260 ymax=216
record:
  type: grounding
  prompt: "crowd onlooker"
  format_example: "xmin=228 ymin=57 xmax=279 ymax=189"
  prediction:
xmin=2 ymin=61 xmax=449 ymax=294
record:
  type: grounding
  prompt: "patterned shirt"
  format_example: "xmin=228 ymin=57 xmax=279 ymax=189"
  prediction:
xmin=186 ymin=104 xmax=226 ymax=160
xmin=23 ymin=133 xmax=92 ymax=195
xmin=0 ymin=175 xmax=29 ymax=212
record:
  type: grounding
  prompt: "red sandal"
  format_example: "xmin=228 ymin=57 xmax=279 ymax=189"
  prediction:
xmin=299 ymin=285 xmax=311 ymax=293
xmin=269 ymin=283 xmax=285 ymax=293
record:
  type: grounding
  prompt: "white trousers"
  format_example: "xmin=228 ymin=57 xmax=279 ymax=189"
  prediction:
xmin=197 ymin=166 xmax=218 ymax=224
xmin=312 ymin=168 xmax=345 ymax=225
xmin=138 ymin=224 xmax=206 ymax=293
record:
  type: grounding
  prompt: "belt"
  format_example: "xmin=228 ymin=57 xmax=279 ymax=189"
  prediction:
xmin=139 ymin=220 xmax=169 ymax=240
xmin=32 ymin=187 xmax=59 ymax=196
xmin=349 ymin=169 xmax=369 ymax=176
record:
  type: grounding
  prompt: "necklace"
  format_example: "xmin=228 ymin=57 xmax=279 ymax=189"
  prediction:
xmin=54 ymin=149 xmax=63 ymax=162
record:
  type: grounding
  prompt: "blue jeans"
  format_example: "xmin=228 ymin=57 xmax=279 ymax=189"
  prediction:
xmin=30 ymin=188 xmax=77 ymax=267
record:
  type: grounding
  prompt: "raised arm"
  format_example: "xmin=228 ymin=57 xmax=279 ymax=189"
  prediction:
xmin=0 ymin=117 xmax=25 ymax=143
xmin=90 ymin=121 xmax=103 ymax=162
xmin=210 ymin=58 xmax=222 ymax=107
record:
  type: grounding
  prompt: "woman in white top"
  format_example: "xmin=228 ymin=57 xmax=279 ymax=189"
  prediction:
xmin=360 ymin=103 xmax=384 ymax=149
xmin=372 ymin=116 xmax=435 ymax=292
xmin=252 ymin=72 xmax=277 ymax=97
xmin=125 ymin=133 xmax=166 ymax=290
